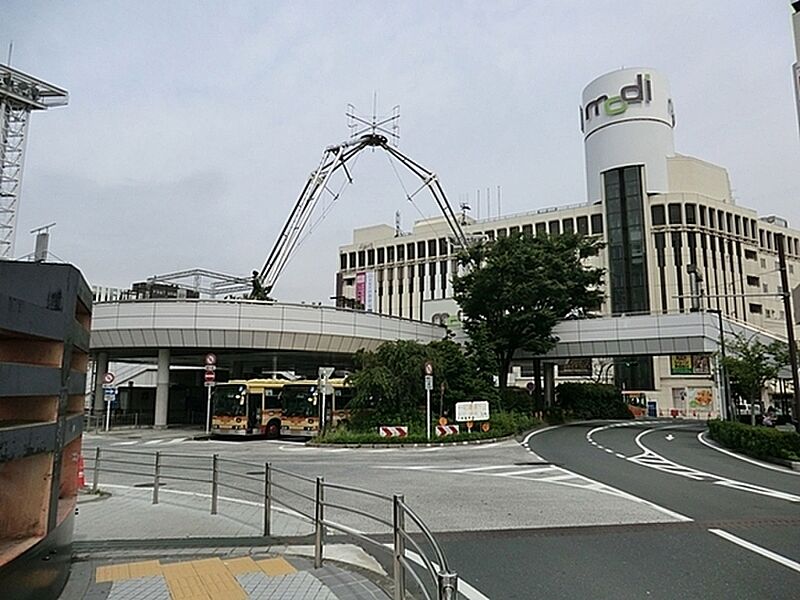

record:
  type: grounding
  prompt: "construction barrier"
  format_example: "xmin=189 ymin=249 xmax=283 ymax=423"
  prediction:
xmin=378 ymin=426 xmax=408 ymax=438
xmin=435 ymin=425 xmax=460 ymax=437
xmin=77 ymin=454 xmax=86 ymax=488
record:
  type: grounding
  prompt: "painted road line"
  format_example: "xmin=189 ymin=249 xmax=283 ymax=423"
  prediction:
xmin=165 ymin=438 xmax=188 ymax=445
xmin=143 ymin=439 xmax=164 ymax=445
xmin=709 ymin=529 xmax=800 ymax=574
xmin=499 ymin=467 xmax=561 ymax=477
xmin=633 ymin=428 xmax=800 ymax=502
xmin=449 ymin=465 xmax=523 ymax=473
xmin=697 ymin=431 xmax=800 ymax=476
xmin=111 ymin=441 xmax=139 ymax=446
xmin=522 ymin=427 xmax=693 ymax=522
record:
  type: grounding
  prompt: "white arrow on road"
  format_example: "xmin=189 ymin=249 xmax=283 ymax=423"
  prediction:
xmin=665 ymin=434 xmax=675 ymax=441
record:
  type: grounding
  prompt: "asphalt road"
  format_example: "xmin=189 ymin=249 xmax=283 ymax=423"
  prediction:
xmin=82 ymin=422 xmax=800 ymax=599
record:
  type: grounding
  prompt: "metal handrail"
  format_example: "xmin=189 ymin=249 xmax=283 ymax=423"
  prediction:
xmin=89 ymin=447 xmax=457 ymax=599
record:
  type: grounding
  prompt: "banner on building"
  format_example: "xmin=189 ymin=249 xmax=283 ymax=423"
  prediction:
xmin=559 ymin=358 xmax=593 ymax=376
xmin=670 ymin=354 xmax=710 ymax=375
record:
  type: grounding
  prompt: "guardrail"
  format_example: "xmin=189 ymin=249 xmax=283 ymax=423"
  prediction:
xmin=86 ymin=447 xmax=457 ymax=600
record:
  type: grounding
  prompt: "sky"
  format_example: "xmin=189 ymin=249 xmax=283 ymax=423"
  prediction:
xmin=3 ymin=1 xmax=799 ymax=303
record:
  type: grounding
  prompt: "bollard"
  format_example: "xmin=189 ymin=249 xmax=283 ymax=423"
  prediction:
xmin=211 ymin=454 xmax=219 ymax=515
xmin=263 ymin=462 xmax=272 ymax=537
xmin=153 ymin=451 xmax=161 ymax=505
xmin=92 ymin=446 xmax=101 ymax=493
xmin=392 ymin=495 xmax=406 ymax=600
xmin=437 ymin=571 xmax=458 ymax=600
xmin=314 ymin=477 xmax=324 ymax=568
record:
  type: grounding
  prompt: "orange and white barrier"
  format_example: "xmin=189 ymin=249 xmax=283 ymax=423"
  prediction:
xmin=77 ymin=454 xmax=86 ymax=488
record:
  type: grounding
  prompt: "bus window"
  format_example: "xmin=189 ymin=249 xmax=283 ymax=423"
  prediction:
xmin=265 ymin=390 xmax=281 ymax=410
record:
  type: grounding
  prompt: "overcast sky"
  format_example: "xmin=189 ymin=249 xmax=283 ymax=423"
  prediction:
xmin=3 ymin=1 xmax=799 ymax=302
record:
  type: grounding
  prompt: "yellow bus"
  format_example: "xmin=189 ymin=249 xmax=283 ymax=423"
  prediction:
xmin=279 ymin=378 xmax=353 ymax=437
xmin=210 ymin=379 xmax=286 ymax=437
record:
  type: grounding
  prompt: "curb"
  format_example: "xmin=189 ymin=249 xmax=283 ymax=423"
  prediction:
xmin=310 ymin=434 xmax=515 ymax=449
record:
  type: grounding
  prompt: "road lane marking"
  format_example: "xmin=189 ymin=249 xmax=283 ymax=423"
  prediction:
xmin=632 ymin=428 xmax=800 ymax=502
xmin=111 ymin=441 xmax=139 ymax=446
xmin=522 ymin=427 xmax=693 ymax=522
xmin=143 ymin=439 xmax=164 ymax=445
xmin=697 ymin=431 xmax=800 ymax=476
xmin=450 ymin=465 xmax=522 ymax=473
xmin=709 ymin=529 xmax=800 ymax=574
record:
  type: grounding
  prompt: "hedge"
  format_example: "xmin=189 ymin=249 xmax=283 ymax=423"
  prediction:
xmin=555 ymin=383 xmax=633 ymax=420
xmin=707 ymin=419 xmax=800 ymax=461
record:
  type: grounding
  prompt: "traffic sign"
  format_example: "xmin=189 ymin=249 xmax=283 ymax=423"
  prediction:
xmin=424 ymin=361 xmax=433 ymax=376
xmin=204 ymin=365 xmax=216 ymax=372
xmin=455 ymin=401 xmax=490 ymax=422
xmin=438 ymin=416 xmax=448 ymax=426
xmin=103 ymin=387 xmax=117 ymax=402
xmin=318 ymin=366 xmax=335 ymax=379
xmin=205 ymin=353 xmax=217 ymax=366
xmin=103 ymin=372 xmax=115 ymax=385
xmin=425 ymin=375 xmax=434 ymax=391
xmin=204 ymin=370 xmax=215 ymax=382
xmin=204 ymin=381 xmax=215 ymax=387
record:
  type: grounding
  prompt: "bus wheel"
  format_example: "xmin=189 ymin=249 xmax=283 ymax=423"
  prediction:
xmin=265 ymin=420 xmax=280 ymax=439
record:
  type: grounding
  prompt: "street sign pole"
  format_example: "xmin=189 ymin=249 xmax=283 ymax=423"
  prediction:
xmin=206 ymin=385 xmax=212 ymax=434
xmin=105 ymin=398 xmax=112 ymax=432
xmin=426 ymin=387 xmax=431 ymax=441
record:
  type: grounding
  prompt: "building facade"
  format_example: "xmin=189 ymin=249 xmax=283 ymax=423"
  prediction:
xmin=336 ymin=68 xmax=800 ymax=411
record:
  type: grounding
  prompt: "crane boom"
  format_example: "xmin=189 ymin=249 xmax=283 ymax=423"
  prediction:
xmin=253 ymin=133 xmax=469 ymax=299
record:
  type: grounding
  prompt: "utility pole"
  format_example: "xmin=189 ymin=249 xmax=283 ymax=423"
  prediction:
xmin=776 ymin=234 xmax=800 ymax=429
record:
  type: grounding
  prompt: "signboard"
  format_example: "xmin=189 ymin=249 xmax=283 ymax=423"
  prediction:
xmin=364 ymin=271 xmax=376 ymax=313
xmin=455 ymin=401 xmax=490 ymax=422
xmin=102 ymin=372 xmax=115 ymax=385
xmin=318 ymin=366 xmax=335 ymax=379
xmin=424 ymin=361 xmax=433 ymax=376
xmin=205 ymin=353 xmax=217 ymax=366
xmin=559 ymin=358 xmax=593 ymax=376
xmin=425 ymin=375 xmax=434 ymax=391
xmin=670 ymin=354 xmax=711 ymax=376
xmin=103 ymin=387 xmax=118 ymax=403
xmin=355 ymin=272 xmax=366 ymax=308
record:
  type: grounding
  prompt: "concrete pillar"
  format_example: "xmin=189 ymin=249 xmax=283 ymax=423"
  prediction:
xmin=93 ymin=352 xmax=109 ymax=415
xmin=543 ymin=363 xmax=555 ymax=408
xmin=154 ymin=349 xmax=170 ymax=428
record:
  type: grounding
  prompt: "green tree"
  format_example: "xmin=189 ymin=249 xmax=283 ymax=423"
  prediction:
xmin=453 ymin=232 xmax=604 ymax=395
xmin=346 ymin=339 xmax=495 ymax=429
xmin=722 ymin=334 xmax=789 ymax=405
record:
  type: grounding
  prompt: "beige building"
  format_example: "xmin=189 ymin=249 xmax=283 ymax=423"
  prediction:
xmin=335 ymin=69 xmax=800 ymax=412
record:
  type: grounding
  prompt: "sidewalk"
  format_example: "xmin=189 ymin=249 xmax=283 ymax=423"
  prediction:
xmin=61 ymin=487 xmax=393 ymax=600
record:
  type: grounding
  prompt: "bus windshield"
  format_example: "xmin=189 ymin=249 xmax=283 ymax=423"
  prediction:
xmin=281 ymin=385 xmax=318 ymax=417
xmin=212 ymin=384 xmax=248 ymax=417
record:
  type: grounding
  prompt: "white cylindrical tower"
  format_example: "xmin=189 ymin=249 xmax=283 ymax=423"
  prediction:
xmin=582 ymin=68 xmax=675 ymax=203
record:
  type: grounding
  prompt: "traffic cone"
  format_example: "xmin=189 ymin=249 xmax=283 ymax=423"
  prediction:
xmin=77 ymin=454 xmax=86 ymax=489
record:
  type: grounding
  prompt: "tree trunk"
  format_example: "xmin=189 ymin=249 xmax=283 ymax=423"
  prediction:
xmin=533 ymin=358 xmax=543 ymax=408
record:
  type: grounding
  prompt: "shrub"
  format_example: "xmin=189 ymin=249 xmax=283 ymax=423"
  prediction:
xmin=555 ymin=382 xmax=632 ymax=420
xmin=707 ymin=419 xmax=800 ymax=461
xmin=315 ymin=411 xmax=539 ymax=444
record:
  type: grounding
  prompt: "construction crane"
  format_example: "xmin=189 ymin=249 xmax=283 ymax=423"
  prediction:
xmin=251 ymin=132 xmax=470 ymax=300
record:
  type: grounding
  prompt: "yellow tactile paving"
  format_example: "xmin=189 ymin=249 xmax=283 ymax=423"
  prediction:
xmin=256 ymin=557 xmax=297 ymax=577
xmin=162 ymin=561 xmax=212 ymax=600
xmin=189 ymin=557 xmax=247 ymax=600
xmin=95 ymin=563 xmax=131 ymax=583
xmin=223 ymin=556 xmax=260 ymax=575
xmin=127 ymin=560 xmax=162 ymax=578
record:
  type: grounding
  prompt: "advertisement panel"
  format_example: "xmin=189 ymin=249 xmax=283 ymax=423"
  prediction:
xmin=364 ymin=271 xmax=375 ymax=312
xmin=355 ymin=272 xmax=366 ymax=308
xmin=670 ymin=354 xmax=710 ymax=376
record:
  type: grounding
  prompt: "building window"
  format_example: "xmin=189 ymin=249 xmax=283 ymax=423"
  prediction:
xmin=734 ymin=215 xmax=741 ymax=236
xmin=340 ymin=254 xmax=347 ymax=270
xmin=367 ymin=249 xmax=375 ymax=266
xmin=387 ymin=246 xmax=395 ymax=262
xmin=509 ymin=226 xmax=520 ymax=235
xmin=439 ymin=238 xmax=448 ymax=255
xmin=417 ymin=241 xmax=426 ymax=259
xmin=651 ymin=205 xmax=666 ymax=226
xmin=377 ymin=248 xmax=385 ymax=264
xmin=562 ymin=218 xmax=574 ymax=234
xmin=709 ymin=210 xmax=716 ymax=229
xmin=497 ymin=228 xmax=507 ymax=238
xmin=699 ymin=205 xmax=707 ymax=227
xmin=759 ymin=229 xmax=765 ymax=248
xmin=668 ymin=203 xmax=682 ymax=224
xmin=746 ymin=275 xmax=760 ymax=287
xmin=548 ymin=220 xmax=560 ymax=235
xmin=763 ymin=283 xmax=769 ymax=293
xmin=749 ymin=303 xmax=763 ymax=314
xmin=536 ymin=222 xmax=547 ymax=235
xmin=591 ymin=214 xmax=604 ymax=234
xmin=486 ymin=230 xmax=495 ymax=241
xmin=577 ymin=216 xmax=589 ymax=234
xmin=767 ymin=231 xmax=773 ymax=250
xmin=358 ymin=250 xmax=366 ymax=268
xmin=428 ymin=239 xmax=437 ymax=257
xmin=604 ymin=166 xmax=649 ymax=314
xmin=348 ymin=252 xmax=356 ymax=269
xmin=744 ymin=249 xmax=757 ymax=260
xmin=522 ymin=223 xmax=533 ymax=235
xmin=726 ymin=213 xmax=733 ymax=234
xmin=685 ymin=204 xmax=696 ymax=225
xmin=406 ymin=243 xmax=415 ymax=260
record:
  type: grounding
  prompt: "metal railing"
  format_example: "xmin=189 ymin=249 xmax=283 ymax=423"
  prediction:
xmin=86 ymin=447 xmax=457 ymax=600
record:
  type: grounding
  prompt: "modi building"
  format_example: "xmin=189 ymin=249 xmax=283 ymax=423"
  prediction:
xmin=335 ymin=68 xmax=800 ymax=413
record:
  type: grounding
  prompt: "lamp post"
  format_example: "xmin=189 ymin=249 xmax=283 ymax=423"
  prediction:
xmin=776 ymin=234 xmax=800 ymax=430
